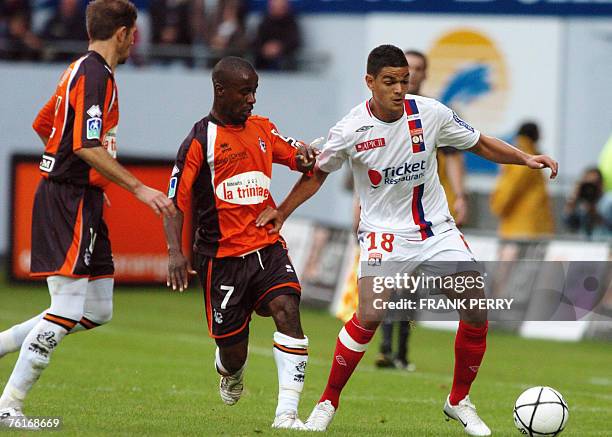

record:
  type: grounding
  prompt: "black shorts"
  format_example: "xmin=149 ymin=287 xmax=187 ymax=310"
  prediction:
xmin=195 ymin=239 xmax=301 ymax=346
xmin=30 ymin=178 xmax=114 ymax=278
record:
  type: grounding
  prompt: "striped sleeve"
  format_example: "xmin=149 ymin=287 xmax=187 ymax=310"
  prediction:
xmin=72 ymin=61 xmax=110 ymax=151
xmin=168 ymin=129 xmax=204 ymax=213
xmin=270 ymin=122 xmax=299 ymax=170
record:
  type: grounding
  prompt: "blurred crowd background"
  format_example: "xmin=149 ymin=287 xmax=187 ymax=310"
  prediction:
xmin=1 ymin=0 xmax=304 ymax=70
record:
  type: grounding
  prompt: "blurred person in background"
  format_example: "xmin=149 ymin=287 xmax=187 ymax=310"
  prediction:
xmin=564 ymin=167 xmax=611 ymax=238
xmin=490 ymin=122 xmax=555 ymax=240
xmin=599 ymin=133 xmax=612 ymax=192
xmin=0 ymin=0 xmax=42 ymax=61
xmin=149 ymin=0 xmax=194 ymax=64
xmin=41 ymin=0 xmax=88 ymax=62
xmin=253 ymin=0 xmax=300 ymax=71
xmin=207 ymin=0 xmax=248 ymax=66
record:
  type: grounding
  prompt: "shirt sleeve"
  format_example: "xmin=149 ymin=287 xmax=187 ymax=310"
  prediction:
xmin=317 ymin=120 xmax=350 ymax=174
xmin=270 ymin=122 xmax=299 ymax=170
xmin=168 ymin=134 xmax=204 ymax=213
xmin=32 ymin=94 xmax=57 ymax=140
xmin=436 ymin=102 xmax=480 ymax=150
xmin=73 ymin=62 xmax=110 ymax=151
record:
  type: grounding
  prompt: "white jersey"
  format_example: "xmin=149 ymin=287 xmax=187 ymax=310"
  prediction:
xmin=318 ymin=95 xmax=480 ymax=241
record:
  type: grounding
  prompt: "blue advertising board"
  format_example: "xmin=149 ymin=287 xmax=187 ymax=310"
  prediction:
xmin=248 ymin=0 xmax=612 ymax=16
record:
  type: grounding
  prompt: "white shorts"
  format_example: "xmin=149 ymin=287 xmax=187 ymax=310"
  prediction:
xmin=357 ymin=228 xmax=479 ymax=279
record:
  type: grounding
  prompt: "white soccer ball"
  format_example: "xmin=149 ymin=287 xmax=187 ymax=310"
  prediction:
xmin=513 ymin=386 xmax=569 ymax=436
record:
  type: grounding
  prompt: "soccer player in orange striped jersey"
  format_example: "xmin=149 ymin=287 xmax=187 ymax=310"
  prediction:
xmin=163 ymin=56 xmax=318 ymax=430
xmin=0 ymin=0 xmax=175 ymax=426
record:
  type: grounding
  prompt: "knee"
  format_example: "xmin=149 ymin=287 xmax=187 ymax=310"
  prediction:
xmin=85 ymin=302 xmax=113 ymax=326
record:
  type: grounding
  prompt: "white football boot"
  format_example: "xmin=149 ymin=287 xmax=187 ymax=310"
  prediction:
xmin=0 ymin=407 xmax=39 ymax=430
xmin=443 ymin=395 xmax=491 ymax=436
xmin=219 ymin=371 xmax=244 ymax=406
xmin=271 ymin=410 xmax=307 ymax=430
xmin=305 ymin=400 xmax=336 ymax=431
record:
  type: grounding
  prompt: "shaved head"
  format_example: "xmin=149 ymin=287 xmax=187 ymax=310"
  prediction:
xmin=211 ymin=56 xmax=258 ymax=125
xmin=212 ymin=56 xmax=256 ymax=87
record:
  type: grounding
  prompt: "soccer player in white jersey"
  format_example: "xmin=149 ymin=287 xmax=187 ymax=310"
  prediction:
xmin=256 ymin=45 xmax=557 ymax=435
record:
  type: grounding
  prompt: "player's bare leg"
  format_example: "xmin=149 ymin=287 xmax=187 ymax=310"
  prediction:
xmin=263 ymin=294 xmax=308 ymax=430
xmin=306 ymin=278 xmax=391 ymax=431
xmin=441 ymin=271 xmax=491 ymax=436
xmin=216 ymin=340 xmax=248 ymax=406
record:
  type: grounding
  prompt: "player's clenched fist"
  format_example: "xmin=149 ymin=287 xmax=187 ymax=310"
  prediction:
xmin=295 ymin=137 xmax=324 ymax=173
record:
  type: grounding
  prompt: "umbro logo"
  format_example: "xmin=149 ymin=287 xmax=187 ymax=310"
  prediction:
xmin=355 ymin=125 xmax=374 ymax=133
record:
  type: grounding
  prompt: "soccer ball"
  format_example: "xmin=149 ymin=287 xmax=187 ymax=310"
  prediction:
xmin=513 ymin=386 xmax=569 ymax=436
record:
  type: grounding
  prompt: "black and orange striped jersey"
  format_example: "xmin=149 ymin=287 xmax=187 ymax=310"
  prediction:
xmin=32 ymin=51 xmax=119 ymax=189
xmin=169 ymin=114 xmax=302 ymax=258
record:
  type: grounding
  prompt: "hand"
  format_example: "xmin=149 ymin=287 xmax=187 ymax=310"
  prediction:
xmin=134 ymin=185 xmax=177 ymax=217
xmin=453 ymin=195 xmax=469 ymax=226
xmin=167 ymin=250 xmax=196 ymax=292
xmin=255 ymin=206 xmax=286 ymax=234
xmin=526 ymin=155 xmax=558 ymax=179
xmin=296 ymin=137 xmax=323 ymax=173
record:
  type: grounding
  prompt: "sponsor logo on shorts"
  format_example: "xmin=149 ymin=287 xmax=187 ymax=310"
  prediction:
xmin=368 ymin=252 xmax=382 ymax=266
xmin=39 ymin=155 xmax=55 ymax=172
xmin=216 ymin=171 xmax=271 ymax=205
xmin=355 ymin=137 xmax=386 ymax=152
xmin=213 ymin=308 xmax=223 ymax=324
xmin=86 ymin=117 xmax=102 ymax=140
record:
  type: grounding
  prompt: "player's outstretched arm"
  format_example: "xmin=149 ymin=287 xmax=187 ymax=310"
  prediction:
xmin=75 ymin=146 xmax=177 ymax=216
xmin=256 ymin=166 xmax=329 ymax=233
xmin=470 ymin=134 xmax=558 ymax=179
xmin=163 ymin=210 xmax=196 ymax=292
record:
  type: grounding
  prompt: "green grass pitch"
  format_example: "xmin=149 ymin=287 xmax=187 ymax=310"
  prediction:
xmin=1 ymin=282 xmax=610 ymax=436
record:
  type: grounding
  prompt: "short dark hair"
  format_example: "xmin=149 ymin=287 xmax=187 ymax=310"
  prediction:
xmin=517 ymin=121 xmax=540 ymax=143
xmin=86 ymin=0 xmax=137 ymax=41
xmin=404 ymin=49 xmax=428 ymax=71
xmin=367 ymin=45 xmax=408 ymax=77
xmin=212 ymin=56 xmax=256 ymax=85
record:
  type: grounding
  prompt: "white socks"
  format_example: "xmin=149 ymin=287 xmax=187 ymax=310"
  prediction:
xmin=0 ymin=276 xmax=89 ymax=410
xmin=0 ymin=320 xmax=69 ymax=409
xmin=0 ymin=311 xmax=46 ymax=358
xmin=273 ymin=332 xmax=308 ymax=417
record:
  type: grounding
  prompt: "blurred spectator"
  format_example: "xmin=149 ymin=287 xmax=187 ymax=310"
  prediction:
xmin=0 ymin=0 xmax=42 ymax=61
xmin=207 ymin=0 xmax=248 ymax=65
xmin=490 ymin=122 xmax=555 ymax=240
xmin=253 ymin=0 xmax=300 ymax=71
xmin=41 ymin=0 xmax=88 ymax=61
xmin=564 ymin=167 xmax=611 ymax=238
xmin=150 ymin=0 xmax=194 ymax=64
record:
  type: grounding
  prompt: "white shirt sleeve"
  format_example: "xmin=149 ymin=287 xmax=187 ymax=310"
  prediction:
xmin=317 ymin=120 xmax=350 ymax=173
xmin=436 ymin=102 xmax=480 ymax=150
